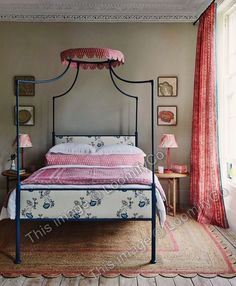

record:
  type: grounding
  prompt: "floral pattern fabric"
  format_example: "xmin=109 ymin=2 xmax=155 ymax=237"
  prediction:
xmin=20 ymin=189 xmax=152 ymax=220
xmin=190 ymin=3 xmax=228 ymax=228
xmin=55 ymin=135 xmax=135 ymax=149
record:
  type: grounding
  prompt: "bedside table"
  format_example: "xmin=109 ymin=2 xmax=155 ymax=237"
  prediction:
xmin=1 ymin=170 xmax=32 ymax=193
xmin=155 ymin=172 xmax=189 ymax=216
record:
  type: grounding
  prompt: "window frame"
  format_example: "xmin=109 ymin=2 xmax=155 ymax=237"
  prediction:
xmin=218 ymin=1 xmax=236 ymax=185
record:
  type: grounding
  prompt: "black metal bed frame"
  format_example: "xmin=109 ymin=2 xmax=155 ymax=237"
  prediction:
xmin=15 ymin=59 xmax=156 ymax=265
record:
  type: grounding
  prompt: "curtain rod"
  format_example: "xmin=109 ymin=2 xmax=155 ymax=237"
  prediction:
xmin=193 ymin=0 xmax=215 ymax=25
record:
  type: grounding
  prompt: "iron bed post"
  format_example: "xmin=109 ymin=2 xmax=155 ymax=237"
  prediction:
xmin=108 ymin=62 xmax=139 ymax=147
xmin=15 ymin=80 xmax=21 ymax=264
xmin=52 ymin=63 xmax=80 ymax=146
xmin=135 ymin=98 xmax=138 ymax=146
xmin=14 ymin=62 xmax=72 ymax=264
xmin=150 ymin=79 xmax=156 ymax=264
xmin=108 ymin=63 xmax=157 ymax=263
xmin=52 ymin=98 xmax=56 ymax=145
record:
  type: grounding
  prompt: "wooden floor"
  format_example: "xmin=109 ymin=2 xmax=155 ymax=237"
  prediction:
xmin=0 ymin=275 xmax=235 ymax=286
xmin=0 ymin=225 xmax=235 ymax=286
xmin=0 ymin=275 xmax=236 ymax=286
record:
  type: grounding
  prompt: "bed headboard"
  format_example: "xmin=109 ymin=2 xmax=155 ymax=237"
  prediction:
xmin=54 ymin=135 xmax=137 ymax=147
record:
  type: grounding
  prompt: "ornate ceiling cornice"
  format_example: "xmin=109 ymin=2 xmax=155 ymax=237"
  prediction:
xmin=0 ymin=13 xmax=198 ymax=23
xmin=0 ymin=0 xmax=211 ymax=23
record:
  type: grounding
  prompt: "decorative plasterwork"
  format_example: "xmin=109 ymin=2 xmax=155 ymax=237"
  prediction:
xmin=0 ymin=14 xmax=198 ymax=23
xmin=0 ymin=0 xmax=212 ymax=23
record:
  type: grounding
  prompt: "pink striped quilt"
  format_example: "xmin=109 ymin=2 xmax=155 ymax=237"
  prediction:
xmin=21 ymin=166 xmax=152 ymax=186
xmin=45 ymin=153 xmax=145 ymax=166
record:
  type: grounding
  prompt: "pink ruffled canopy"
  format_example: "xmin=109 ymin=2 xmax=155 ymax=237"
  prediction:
xmin=60 ymin=48 xmax=125 ymax=69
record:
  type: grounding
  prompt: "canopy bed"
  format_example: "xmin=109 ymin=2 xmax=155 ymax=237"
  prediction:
xmin=11 ymin=48 xmax=166 ymax=265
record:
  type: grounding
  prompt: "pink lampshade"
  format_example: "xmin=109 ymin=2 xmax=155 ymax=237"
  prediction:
xmin=159 ymin=134 xmax=178 ymax=148
xmin=19 ymin=134 xmax=32 ymax=148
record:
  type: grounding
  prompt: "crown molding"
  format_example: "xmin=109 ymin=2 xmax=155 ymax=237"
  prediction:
xmin=0 ymin=13 xmax=197 ymax=23
xmin=0 ymin=0 xmax=207 ymax=23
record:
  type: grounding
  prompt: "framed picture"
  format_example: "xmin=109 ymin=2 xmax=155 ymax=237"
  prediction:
xmin=157 ymin=105 xmax=177 ymax=126
xmin=14 ymin=105 xmax=35 ymax=126
xmin=157 ymin=76 xmax=178 ymax=97
xmin=14 ymin=76 xmax=35 ymax=96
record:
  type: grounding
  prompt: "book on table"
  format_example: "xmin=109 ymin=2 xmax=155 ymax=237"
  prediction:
xmin=7 ymin=169 xmax=26 ymax=175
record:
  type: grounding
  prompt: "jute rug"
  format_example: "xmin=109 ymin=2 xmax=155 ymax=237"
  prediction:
xmin=0 ymin=215 xmax=235 ymax=277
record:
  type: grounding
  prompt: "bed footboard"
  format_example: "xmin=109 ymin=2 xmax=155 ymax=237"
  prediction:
xmin=14 ymin=186 xmax=157 ymax=265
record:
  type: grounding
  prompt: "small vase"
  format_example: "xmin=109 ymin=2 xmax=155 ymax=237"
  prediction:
xmin=10 ymin=160 xmax=16 ymax=170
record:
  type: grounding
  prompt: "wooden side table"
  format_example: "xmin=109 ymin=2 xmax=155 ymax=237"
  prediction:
xmin=155 ymin=172 xmax=189 ymax=216
xmin=1 ymin=170 xmax=32 ymax=193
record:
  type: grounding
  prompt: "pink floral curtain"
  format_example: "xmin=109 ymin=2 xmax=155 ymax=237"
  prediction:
xmin=190 ymin=3 xmax=228 ymax=228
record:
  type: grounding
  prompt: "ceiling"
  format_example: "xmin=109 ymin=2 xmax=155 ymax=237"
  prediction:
xmin=0 ymin=0 xmax=214 ymax=23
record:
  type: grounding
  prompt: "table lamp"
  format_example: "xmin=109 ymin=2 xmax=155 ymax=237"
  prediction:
xmin=159 ymin=134 xmax=178 ymax=173
xmin=15 ymin=134 xmax=32 ymax=170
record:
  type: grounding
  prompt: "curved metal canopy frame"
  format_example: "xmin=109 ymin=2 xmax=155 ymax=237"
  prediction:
xmin=52 ymin=64 xmax=80 ymax=144
xmin=15 ymin=57 xmax=156 ymax=265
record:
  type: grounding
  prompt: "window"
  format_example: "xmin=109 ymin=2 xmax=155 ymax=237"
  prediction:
xmin=218 ymin=2 xmax=236 ymax=183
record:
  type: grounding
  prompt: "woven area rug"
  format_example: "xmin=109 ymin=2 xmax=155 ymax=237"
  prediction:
xmin=0 ymin=215 xmax=235 ymax=278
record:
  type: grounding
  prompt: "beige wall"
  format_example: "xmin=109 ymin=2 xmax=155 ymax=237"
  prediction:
xmin=0 ymin=22 xmax=197 ymax=205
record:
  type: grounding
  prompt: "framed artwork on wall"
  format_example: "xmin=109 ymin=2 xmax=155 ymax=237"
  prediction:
xmin=157 ymin=105 xmax=177 ymax=126
xmin=14 ymin=76 xmax=35 ymax=96
xmin=157 ymin=76 xmax=178 ymax=97
xmin=14 ymin=105 xmax=35 ymax=126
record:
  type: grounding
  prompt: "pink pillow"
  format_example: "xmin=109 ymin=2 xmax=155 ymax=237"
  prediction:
xmin=45 ymin=153 xmax=144 ymax=166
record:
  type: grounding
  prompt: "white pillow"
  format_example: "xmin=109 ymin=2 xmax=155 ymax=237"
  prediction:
xmin=49 ymin=143 xmax=96 ymax=154
xmin=96 ymin=144 xmax=146 ymax=155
